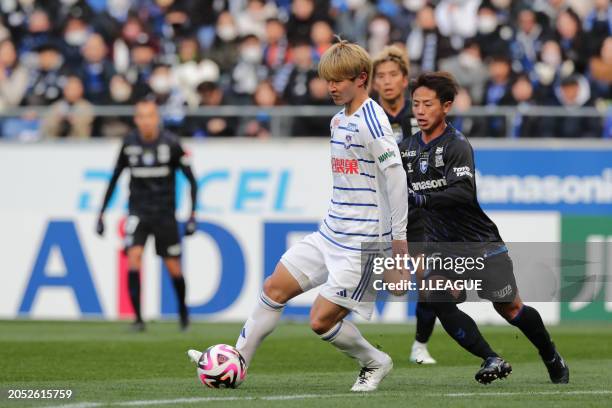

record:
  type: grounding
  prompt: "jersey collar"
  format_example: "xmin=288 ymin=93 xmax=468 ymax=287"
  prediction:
xmin=417 ymin=121 xmax=455 ymax=150
xmin=381 ymin=98 xmax=409 ymax=123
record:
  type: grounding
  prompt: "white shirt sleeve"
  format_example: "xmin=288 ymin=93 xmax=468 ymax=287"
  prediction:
xmin=383 ymin=164 xmax=408 ymax=240
xmin=361 ymin=101 xmax=408 ymax=240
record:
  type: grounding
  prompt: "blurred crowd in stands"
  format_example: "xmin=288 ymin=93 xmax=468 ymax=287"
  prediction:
xmin=0 ymin=0 xmax=610 ymax=139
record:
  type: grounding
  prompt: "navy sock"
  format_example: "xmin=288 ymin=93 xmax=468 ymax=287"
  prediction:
xmin=415 ymin=301 xmax=436 ymax=343
xmin=431 ymin=302 xmax=498 ymax=360
xmin=509 ymin=305 xmax=556 ymax=361
xmin=128 ymin=269 xmax=142 ymax=322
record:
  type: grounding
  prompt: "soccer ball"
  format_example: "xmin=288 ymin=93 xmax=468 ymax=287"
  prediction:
xmin=195 ymin=344 xmax=247 ymax=388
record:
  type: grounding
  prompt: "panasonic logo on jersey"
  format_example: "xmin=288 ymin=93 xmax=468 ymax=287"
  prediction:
xmin=412 ymin=178 xmax=447 ymax=191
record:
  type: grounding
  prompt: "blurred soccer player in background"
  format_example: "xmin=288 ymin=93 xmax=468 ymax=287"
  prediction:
xmin=401 ymin=71 xmax=569 ymax=384
xmin=372 ymin=45 xmax=437 ymax=365
xmin=96 ymin=98 xmax=198 ymax=332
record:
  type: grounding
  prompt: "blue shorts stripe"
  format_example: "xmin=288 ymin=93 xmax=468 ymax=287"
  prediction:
xmin=352 ymin=254 xmax=374 ymax=300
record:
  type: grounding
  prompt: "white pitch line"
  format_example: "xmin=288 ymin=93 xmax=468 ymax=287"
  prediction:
xmin=45 ymin=390 xmax=612 ymax=408
xmin=443 ymin=390 xmax=612 ymax=397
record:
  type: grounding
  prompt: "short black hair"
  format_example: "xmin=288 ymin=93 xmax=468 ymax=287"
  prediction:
xmin=410 ymin=71 xmax=459 ymax=104
xmin=136 ymin=93 xmax=158 ymax=106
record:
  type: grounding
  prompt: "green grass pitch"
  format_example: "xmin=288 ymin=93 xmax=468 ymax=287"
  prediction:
xmin=1 ymin=320 xmax=611 ymax=407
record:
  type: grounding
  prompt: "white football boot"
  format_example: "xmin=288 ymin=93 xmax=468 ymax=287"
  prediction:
xmin=350 ymin=353 xmax=393 ymax=392
xmin=187 ymin=349 xmax=203 ymax=364
xmin=409 ymin=340 xmax=437 ymax=364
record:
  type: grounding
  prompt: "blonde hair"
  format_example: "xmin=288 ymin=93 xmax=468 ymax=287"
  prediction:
xmin=318 ymin=39 xmax=372 ymax=88
xmin=372 ymin=45 xmax=410 ymax=77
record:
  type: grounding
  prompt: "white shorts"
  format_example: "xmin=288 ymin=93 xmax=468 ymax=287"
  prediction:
xmin=280 ymin=231 xmax=379 ymax=320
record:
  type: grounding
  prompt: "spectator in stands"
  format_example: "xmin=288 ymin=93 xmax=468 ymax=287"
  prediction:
xmin=112 ymin=14 xmax=148 ymax=74
xmin=584 ymin=0 xmax=612 ymax=57
xmin=533 ymin=39 xmax=566 ymax=92
xmin=542 ymin=74 xmax=601 ymax=138
xmin=274 ymin=39 xmax=318 ymax=104
xmin=435 ymin=0 xmax=480 ymax=47
xmin=81 ymin=33 xmax=115 ymax=104
xmin=511 ymin=7 xmax=548 ymax=74
xmin=148 ymin=63 xmax=186 ymax=134
xmin=589 ymin=36 xmax=612 ymax=101
xmin=187 ymin=81 xmax=237 ymax=137
xmin=52 ymin=0 xmax=94 ymax=31
xmin=0 ymin=39 xmax=29 ymax=111
xmin=239 ymin=81 xmax=278 ymax=138
xmin=406 ymin=4 xmax=454 ymax=74
xmin=19 ymin=8 xmax=53 ymax=55
xmin=236 ymin=0 xmax=278 ymax=40
xmin=62 ymin=13 xmax=92 ymax=66
xmin=23 ymin=42 xmax=66 ymax=106
xmin=391 ymin=0 xmax=421 ymax=41
xmin=263 ymin=18 xmax=290 ymax=72
xmin=41 ymin=74 xmax=94 ymax=138
xmin=126 ymin=34 xmax=159 ymax=97
xmin=177 ymin=36 xmax=200 ymax=63
xmin=483 ymin=55 xmax=513 ymax=137
xmin=99 ymin=74 xmax=137 ymax=138
xmin=439 ymin=39 xmax=488 ymax=104
xmin=472 ymin=2 xmax=513 ymax=60
xmin=287 ymin=0 xmax=318 ymax=44
xmin=290 ymin=76 xmax=332 ymax=136
xmin=334 ymin=0 xmax=376 ymax=47
xmin=206 ymin=11 xmax=240 ymax=73
xmin=367 ymin=14 xmax=393 ymax=56
xmin=310 ymin=19 xmax=334 ymax=60
xmin=229 ymin=34 xmax=268 ymax=103
xmin=554 ymin=7 xmax=590 ymax=73
xmin=450 ymin=87 xmax=486 ymax=137
xmin=500 ymin=74 xmax=542 ymax=137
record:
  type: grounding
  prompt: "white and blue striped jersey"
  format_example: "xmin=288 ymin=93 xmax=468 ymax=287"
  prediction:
xmin=319 ymin=98 xmax=402 ymax=251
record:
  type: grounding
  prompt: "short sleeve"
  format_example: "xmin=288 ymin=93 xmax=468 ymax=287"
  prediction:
xmin=359 ymin=102 xmax=402 ymax=171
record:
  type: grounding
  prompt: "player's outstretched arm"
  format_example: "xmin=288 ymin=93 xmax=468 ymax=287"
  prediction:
xmin=96 ymin=144 xmax=128 ymax=236
xmin=177 ymin=147 xmax=198 ymax=236
xmin=383 ymin=163 xmax=410 ymax=295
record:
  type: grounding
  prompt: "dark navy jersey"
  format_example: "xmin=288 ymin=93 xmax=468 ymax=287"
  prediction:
xmin=381 ymin=99 xmax=423 ymax=242
xmin=398 ymin=122 xmax=504 ymax=254
xmin=381 ymin=98 xmax=418 ymax=145
xmin=100 ymin=130 xmax=198 ymax=218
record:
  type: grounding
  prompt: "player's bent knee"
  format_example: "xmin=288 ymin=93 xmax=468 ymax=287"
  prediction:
xmin=262 ymin=276 xmax=292 ymax=305
xmin=494 ymin=301 xmax=522 ymax=321
xmin=309 ymin=315 xmax=334 ymax=335
xmin=262 ymin=263 xmax=302 ymax=304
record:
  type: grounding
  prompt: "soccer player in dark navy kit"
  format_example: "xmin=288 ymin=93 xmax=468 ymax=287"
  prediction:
xmin=399 ymin=71 xmax=569 ymax=384
xmin=372 ymin=45 xmax=437 ymax=365
xmin=96 ymin=98 xmax=198 ymax=332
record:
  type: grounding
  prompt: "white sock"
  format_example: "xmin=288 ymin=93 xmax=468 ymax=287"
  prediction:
xmin=320 ymin=319 xmax=386 ymax=367
xmin=235 ymin=291 xmax=285 ymax=366
xmin=413 ymin=340 xmax=428 ymax=348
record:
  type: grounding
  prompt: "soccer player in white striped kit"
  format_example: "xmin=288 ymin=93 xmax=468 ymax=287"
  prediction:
xmin=190 ymin=40 xmax=409 ymax=392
